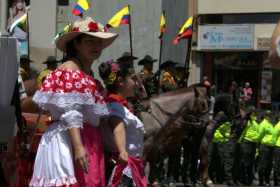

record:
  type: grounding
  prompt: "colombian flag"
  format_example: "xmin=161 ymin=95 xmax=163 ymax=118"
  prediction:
xmin=72 ymin=0 xmax=89 ymax=16
xmin=106 ymin=6 xmax=130 ymax=28
xmin=159 ymin=13 xmax=166 ymax=39
xmin=54 ymin=24 xmax=71 ymax=41
xmin=9 ymin=13 xmax=27 ymax=32
xmin=173 ymin=16 xmax=193 ymax=45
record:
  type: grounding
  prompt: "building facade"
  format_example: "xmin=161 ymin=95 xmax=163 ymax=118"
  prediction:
xmin=193 ymin=0 xmax=280 ymax=106
xmin=57 ymin=0 xmax=192 ymax=75
xmin=1 ymin=0 xmax=197 ymax=84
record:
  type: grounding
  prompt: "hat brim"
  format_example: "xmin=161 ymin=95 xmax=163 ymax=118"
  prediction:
xmin=56 ymin=31 xmax=118 ymax=52
xmin=21 ymin=59 xmax=33 ymax=63
xmin=159 ymin=62 xmax=178 ymax=69
xmin=138 ymin=60 xmax=157 ymax=65
xmin=42 ymin=61 xmax=59 ymax=64
xmin=117 ymin=56 xmax=138 ymax=61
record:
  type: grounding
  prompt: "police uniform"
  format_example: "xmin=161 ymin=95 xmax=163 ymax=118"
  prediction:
xmin=239 ymin=115 xmax=260 ymax=185
xmin=258 ymin=117 xmax=275 ymax=186
xmin=272 ymin=120 xmax=280 ymax=186
xmin=209 ymin=121 xmax=232 ymax=184
xmin=37 ymin=56 xmax=59 ymax=87
xmin=159 ymin=61 xmax=178 ymax=92
xmin=138 ymin=55 xmax=158 ymax=97
xmin=117 ymin=52 xmax=138 ymax=74
xmin=160 ymin=71 xmax=177 ymax=92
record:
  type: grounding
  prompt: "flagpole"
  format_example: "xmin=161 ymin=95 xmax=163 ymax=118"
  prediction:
xmin=27 ymin=11 xmax=30 ymax=58
xmin=184 ymin=18 xmax=194 ymax=87
xmin=159 ymin=10 xmax=165 ymax=67
xmin=128 ymin=4 xmax=133 ymax=57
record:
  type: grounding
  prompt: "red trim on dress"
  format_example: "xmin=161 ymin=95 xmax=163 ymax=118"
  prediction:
xmin=106 ymin=93 xmax=134 ymax=113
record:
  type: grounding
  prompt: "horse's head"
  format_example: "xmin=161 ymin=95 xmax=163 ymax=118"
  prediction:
xmin=181 ymin=86 xmax=209 ymax=126
xmin=191 ymin=86 xmax=209 ymax=115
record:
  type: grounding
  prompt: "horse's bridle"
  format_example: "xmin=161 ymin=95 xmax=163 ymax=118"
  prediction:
xmin=183 ymin=109 xmax=210 ymax=128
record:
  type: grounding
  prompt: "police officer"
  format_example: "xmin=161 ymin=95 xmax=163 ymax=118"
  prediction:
xmin=138 ymin=55 xmax=158 ymax=97
xmin=272 ymin=114 xmax=280 ymax=186
xmin=19 ymin=55 xmax=38 ymax=81
xmin=37 ymin=56 xmax=58 ymax=87
xmin=208 ymin=120 xmax=232 ymax=184
xmin=159 ymin=60 xmax=178 ymax=92
xmin=174 ymin=64 xmax=188 ymax=88
xmin=117 ymin=52 xmax=138 ymax=74
xmin=239 ymin=108 xmax=260 ymax=185
xmin=258 ymin=111 xmax=275 ymax=186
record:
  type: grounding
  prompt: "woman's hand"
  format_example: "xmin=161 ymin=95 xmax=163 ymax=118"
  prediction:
xmin=118 ymin=150 xmax=129 ymax=164
xmin=74 ymin=145 xmax=88 ymax=173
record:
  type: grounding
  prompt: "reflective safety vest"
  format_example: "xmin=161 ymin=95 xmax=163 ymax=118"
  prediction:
xmin=213 ymin=121 xmax=231 ymax=143
xmin=258 ymin=118 xmax=275 ymax=146
xmin=239 ymin=119 xmax=259 ymax=143
xmin=272 ymin=121 xmax=280 ymax=147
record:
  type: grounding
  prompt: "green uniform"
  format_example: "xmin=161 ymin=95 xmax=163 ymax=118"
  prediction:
xmin=239 ymin=119 xmax=260 ymax=143
xmin=239 ymin=118 xmax=259 ymax=185
xmin=272 ymin=121 xmax=280 ymax=185
xmin=272 ymin=121 xmax=280 ymax=147
xmin=209 ymin=122 xmax=233 ymax=183
xmin=258 ymin=118 xmax=275 ymax=146
xmin=213 ymin=122 xmax=231 ymax=143
xmin=258 ymin=118 xmax=275 ymax=186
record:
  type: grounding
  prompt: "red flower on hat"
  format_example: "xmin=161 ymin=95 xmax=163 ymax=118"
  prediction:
xmin=72 ymin=27 xmax=80 ymax=32
xmin=88 ymin=22 xmax=99 ymax=32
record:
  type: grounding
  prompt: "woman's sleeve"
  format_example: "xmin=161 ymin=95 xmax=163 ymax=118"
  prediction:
xmin=33 ymin=69 xmax=104 ymax=130
xmin=107 ymin=102 xmax=128 ymax=125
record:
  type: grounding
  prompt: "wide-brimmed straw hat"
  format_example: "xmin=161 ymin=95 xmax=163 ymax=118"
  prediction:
xmin=55 ymin=17 xmax=118 ymax=52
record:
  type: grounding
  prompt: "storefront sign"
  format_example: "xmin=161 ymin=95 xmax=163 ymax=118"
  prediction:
xmin=257 ymin=37 xmax=271 ymax=50
xmin=198 ymin=24 xmax=254 ymax=50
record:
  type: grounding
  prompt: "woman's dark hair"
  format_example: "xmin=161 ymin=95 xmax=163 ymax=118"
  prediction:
xmin=98 ymin=62 xmax=130 ymax=92
xmin=65 ymin=34 xmax=85 ymax=59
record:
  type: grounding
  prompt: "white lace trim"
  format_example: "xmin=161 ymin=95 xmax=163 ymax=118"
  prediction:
xmin=60 ymin=110 xmax=83 ymax=129
xmin=29 ymin=176 xmax=77 ymax=187
xmin=33 ymin=90 xmax=109 ymax=116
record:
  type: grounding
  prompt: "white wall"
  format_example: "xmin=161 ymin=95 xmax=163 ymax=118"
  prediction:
xmin=29 ymin=0 xmax=57 ymax=67
xmin=198 ymin=0 xmax=280 ymax=14
xmin=0 ymin=0 xmax=8 ymax=34
xmin=83 ymin=0 xmax=162 ymax=73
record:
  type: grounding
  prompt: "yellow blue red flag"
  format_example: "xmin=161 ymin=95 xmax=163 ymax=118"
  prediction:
xmin=72 ymin=0 xmax=89 ymax=16
xmin=159 ymin=13 xmax=166 ymax=39
xmin=173 ymin=16 xmax=193 ymax=45
xmin=106 ymin=6 xmax=130 ymax=28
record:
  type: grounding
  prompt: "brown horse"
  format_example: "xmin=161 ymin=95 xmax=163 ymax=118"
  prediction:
xmin=140 ymin=85 xmax=213 ymax=186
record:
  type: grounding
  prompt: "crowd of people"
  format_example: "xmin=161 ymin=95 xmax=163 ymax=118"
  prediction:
xmin=4 ymin=15 xmax=190 ymax=187
xmin=208 ymin=109 xmax=280 ymax=186
xmin=4 ymin=14 xmax=280 ymax=187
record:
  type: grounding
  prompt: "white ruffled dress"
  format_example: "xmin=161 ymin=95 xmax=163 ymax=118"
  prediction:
xmin=29 ymin=69 xmax=108 ymax=187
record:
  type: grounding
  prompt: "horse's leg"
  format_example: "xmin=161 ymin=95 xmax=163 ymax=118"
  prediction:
xmin=200 ymin=122 xmax=217 ymax=187
xmin=199 ymin=137 xmax=212 ymax=187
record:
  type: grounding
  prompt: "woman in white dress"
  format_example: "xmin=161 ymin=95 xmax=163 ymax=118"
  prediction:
xmin=29 ymin=17 xmax=118 ymax=187
xmin=98 ymin=61 xmax=147 ymax=187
